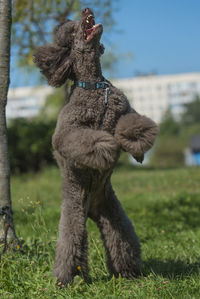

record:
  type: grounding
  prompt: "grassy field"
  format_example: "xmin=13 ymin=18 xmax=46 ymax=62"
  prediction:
xmin=0 ymin=164 xmax=200 ymax=298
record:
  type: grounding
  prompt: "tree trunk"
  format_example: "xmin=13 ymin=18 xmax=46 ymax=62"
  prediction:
xmin=0 ymin=0 xmax=16 ymax=245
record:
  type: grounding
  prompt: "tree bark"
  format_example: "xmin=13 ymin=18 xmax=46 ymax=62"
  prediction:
xmin=0 ymin=0 xmax=15 ymax=242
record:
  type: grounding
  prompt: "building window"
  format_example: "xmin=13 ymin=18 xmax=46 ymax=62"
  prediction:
xmin=189 ymin=82 xmax=197 ymax=89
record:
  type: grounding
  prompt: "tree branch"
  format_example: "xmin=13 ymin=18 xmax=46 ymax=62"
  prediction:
xmin=56 ymin=0 xmax=75 ymax=22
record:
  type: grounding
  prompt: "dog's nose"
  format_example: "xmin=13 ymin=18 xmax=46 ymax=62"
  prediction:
xmin=82 ymin=8 xmax=92 ymax=15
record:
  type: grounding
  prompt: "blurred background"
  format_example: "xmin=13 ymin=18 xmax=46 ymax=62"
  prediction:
xmin=8 ymin=0 xmax=200 ymax=173
xmin=2 ymin=2 xmax=200 ymax=295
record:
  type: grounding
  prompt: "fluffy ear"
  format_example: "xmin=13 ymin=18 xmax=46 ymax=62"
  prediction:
xmin=33 ymin=45 xmax=72 ymax=87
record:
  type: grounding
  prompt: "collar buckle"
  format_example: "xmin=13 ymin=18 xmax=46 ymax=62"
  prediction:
xmin=77 ymin=80 xmax=110 ymax=90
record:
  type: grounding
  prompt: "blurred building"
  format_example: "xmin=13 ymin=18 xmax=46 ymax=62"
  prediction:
xmin=7 ymin=86 xmax=53 ymax=119
xmin=114 ymin=72 xmax=200 ymax=123
xmin=7 ymin=72 xmax=200 ymax=122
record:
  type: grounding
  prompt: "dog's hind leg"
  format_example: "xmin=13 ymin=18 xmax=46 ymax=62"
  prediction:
xmin=53 ymin=179 xmax=90 ymax=285
xmin=94 ymin=183 xmax=141 ymax=279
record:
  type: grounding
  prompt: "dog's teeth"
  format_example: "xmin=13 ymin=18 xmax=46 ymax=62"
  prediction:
xmin=86 ymin=20 xmax=89 ymax=23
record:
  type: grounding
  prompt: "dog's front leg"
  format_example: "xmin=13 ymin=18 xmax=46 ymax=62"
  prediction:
xmin=115 ymin=112 xmax=159 ymax=163
xmin=52 ymin=128 xmax=119 ymax=170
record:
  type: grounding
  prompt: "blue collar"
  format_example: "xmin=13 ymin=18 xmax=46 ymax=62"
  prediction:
xmin=77 ymin=80 xmax=109 ymax=90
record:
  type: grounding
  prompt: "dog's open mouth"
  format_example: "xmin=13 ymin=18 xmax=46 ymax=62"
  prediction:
xmin=83 ymin=14 xmax=102 ymax=42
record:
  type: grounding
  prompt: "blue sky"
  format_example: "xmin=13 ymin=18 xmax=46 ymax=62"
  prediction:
xmin=10 ymin=0 xmax=200 ymax=87
xmin=106 ymin=0 xmax=200 ymax=78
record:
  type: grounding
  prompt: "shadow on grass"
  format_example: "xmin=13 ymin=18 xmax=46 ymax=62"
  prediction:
xmin=143 ymin=258 xmax=200 ymax=279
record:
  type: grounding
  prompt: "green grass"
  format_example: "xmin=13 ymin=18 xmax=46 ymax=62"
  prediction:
xmin=1 ymin=165 xmax=200 ymax=298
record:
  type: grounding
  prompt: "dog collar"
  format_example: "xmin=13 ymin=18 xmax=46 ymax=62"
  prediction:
xmin=77 ymin=79 xmax=110 ymax=130
xmin=77 ymin=80 xmax=109 ymax=90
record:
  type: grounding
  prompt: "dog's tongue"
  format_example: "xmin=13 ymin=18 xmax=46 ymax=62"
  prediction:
xmin=86 ymin=28 xmax=93 ymax=35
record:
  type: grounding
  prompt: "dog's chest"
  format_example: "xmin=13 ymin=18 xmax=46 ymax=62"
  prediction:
xmin=74 ymin=87 xmax=130 ymax=133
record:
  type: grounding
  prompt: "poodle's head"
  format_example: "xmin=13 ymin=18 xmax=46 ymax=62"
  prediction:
xmin=33 ymin=8 xmax=104 ymax=87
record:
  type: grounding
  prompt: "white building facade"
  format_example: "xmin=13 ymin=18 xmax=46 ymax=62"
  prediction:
xmin=7 ymin=86 xmax=53 ymax=119
xmin=114 ymin=72 xmax=200 ymax=123
xmin=6 ymin=72 xmax=200 ymax=122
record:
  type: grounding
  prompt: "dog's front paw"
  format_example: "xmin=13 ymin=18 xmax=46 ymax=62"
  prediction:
xmin=115 ymin=113 xmax=159 ymax=159
xmin=134 ymin=154 xmax=144 ymax=164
